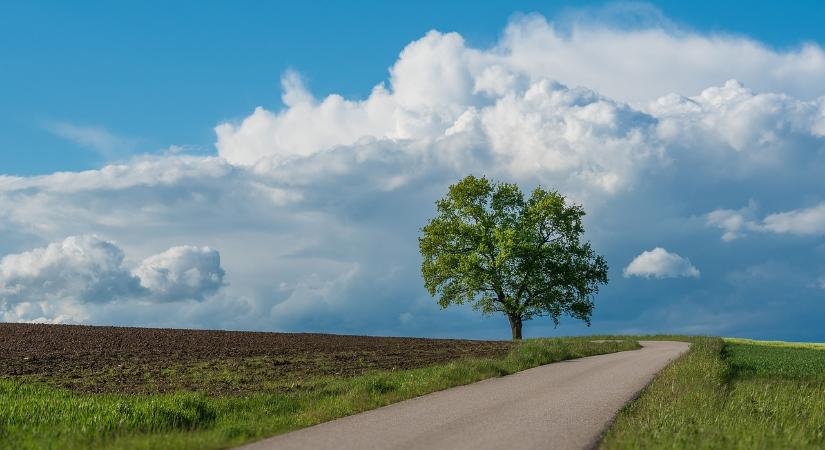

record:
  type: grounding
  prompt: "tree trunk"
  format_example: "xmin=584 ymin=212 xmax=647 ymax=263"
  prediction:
xmin=508 ymin=314 xmax=523 ymax=340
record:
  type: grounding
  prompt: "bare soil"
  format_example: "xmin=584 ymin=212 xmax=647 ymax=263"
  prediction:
xmin=0 ymin=323 xmax=514 ymax=395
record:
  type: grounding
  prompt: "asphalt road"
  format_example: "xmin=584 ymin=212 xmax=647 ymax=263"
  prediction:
xmin=238 ymin=341 xmax=689 ymax=450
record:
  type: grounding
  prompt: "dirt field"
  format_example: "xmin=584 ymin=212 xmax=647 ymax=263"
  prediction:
xmin=0 ymin=323 xmax=514 ymax=395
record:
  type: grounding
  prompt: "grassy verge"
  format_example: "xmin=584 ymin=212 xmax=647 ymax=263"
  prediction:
xmin=601 ymin=336 xmax=825 ymax=449
xmin=0 ymin=337 xmax=638 ymax=450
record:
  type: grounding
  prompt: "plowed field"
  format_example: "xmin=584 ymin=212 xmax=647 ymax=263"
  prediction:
xmin=0 ymin=323 xmax=514 ymax=395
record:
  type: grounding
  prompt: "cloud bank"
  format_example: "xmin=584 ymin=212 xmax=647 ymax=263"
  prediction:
xmin=2 ymin=9 xmax=825 ymax=339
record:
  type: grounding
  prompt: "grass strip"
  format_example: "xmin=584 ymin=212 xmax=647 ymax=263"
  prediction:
xmin=724 ymin=337 xmax=825 ymax=350
xmin=601 ymin=337 xmax=825 ymax=449
xmin=0 ymin=337 xmax=638 ymax=450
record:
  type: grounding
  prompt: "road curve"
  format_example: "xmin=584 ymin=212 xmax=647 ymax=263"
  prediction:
xmin=238 ymin=341 xmax=689 ymax=450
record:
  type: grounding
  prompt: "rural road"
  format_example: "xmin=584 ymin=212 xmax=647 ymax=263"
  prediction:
xmin=239 ymin=341 xmax=689 ymax=450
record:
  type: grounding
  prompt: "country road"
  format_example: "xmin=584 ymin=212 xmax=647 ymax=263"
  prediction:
xmin=238 ymin=341 xmax=689 ymax=450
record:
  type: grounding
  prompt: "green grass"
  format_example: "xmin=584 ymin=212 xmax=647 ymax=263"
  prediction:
xmin=601 ymin=337 xmax=825 ymax=449
xmin=0 ymin=337 xmax=638 ymax=450
xmin=726 ymin=341 xmax=825 ymax=380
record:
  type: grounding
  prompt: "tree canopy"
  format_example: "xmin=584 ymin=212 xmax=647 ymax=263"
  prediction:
xmin=419 ymin=175 xmax=608 ymax=339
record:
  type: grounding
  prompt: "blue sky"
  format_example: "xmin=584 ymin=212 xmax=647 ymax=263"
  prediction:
xmin=1 ymin=1 xmax=825 ymax=341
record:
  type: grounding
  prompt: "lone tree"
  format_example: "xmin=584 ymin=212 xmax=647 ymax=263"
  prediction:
xmin=419 ymin=175 xmax=608 ymax=340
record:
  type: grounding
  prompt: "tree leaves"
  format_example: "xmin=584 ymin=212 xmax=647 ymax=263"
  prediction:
xmin=419 ymin=175 xmax=608 ymax=334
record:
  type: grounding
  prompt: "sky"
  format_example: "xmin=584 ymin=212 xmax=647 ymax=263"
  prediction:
xmin=1 ymin=1 xmax=824 ymax=341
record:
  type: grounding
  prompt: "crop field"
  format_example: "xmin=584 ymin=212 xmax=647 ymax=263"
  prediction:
xmin=601 ymin=337 xmax=825 ymax=449
xmin=0 ymin=323 xmax=515 ymax=395
xmin=724 ymin=337 xmax=825 ymax=351
xmin=726 ymin=341 xmax=825 ymax=380
xmin=0 ymin=323 xmax=638 ymax=449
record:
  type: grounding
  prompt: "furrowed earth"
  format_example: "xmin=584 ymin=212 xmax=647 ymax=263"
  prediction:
xmin=0 ymin=323 xmax=515 ymax=395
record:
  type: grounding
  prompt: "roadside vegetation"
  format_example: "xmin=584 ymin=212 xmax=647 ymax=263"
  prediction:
xmin=601 ymin=336 xmax=825 ymax=449
xmin=0 ymin=334 xmax=638 ymax=450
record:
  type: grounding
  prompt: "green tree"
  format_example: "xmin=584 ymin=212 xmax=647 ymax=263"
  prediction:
xmin=419 ymin=175 xmax=608 ymax=340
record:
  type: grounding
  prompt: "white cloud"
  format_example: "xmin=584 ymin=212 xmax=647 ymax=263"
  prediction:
xmin=0 ymin=235 xmax=142 ymax=305
xmin=707 ymin=209 xmax=749 ymax=242
xmin=44 ymin=121 xmax=134 ymax=157
xmin=0 ymin=235 xmax=226 ymax=323
xmin=215 ymin=70 xmax=400 ymax=166
xmin=759 ymin=203 xmax=825 ymax=235
xmin=708 ymin=202 xmax=825 ymax=238
xmin=134 ymin=246 xmax=225 ymax=302
xmin=500 ymin=13 xmax=825 ymax=102
xmin=215 ymin=18 xmax=825 ymax=196
xmin=624 ymin=247 xmax=700 ymax=279
xmin=648 ymin=80 xmax=825 ymax=178
xmin=217 ymin=31 xmax=663 ymax=198
xmin=706 ymin=201 xmax=758 ymax=241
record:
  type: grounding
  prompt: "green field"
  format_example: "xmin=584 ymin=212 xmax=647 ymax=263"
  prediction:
xmin=601 ymin=337 xmax=825 ymax=449
xmin=0 ymin=337 xmax=638 ymax=450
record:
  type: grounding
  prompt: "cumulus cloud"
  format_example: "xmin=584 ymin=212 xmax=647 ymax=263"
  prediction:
xmin=0 ymin=235 xmax=142 ymax=305
xmin=134 ymin=246 xmax=225 ymax=302
xmin=0 ymin=235 xmax=226 ymax=323
xmin=217 ymin=30 xmax=663 ymax=198
xmin=648 ymin=80 xmax=825 ymax=180
xmin=624 ymin=248 xmax=700 ymax=279
xmin=216 ymin=19 xmax=825 ymax=197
